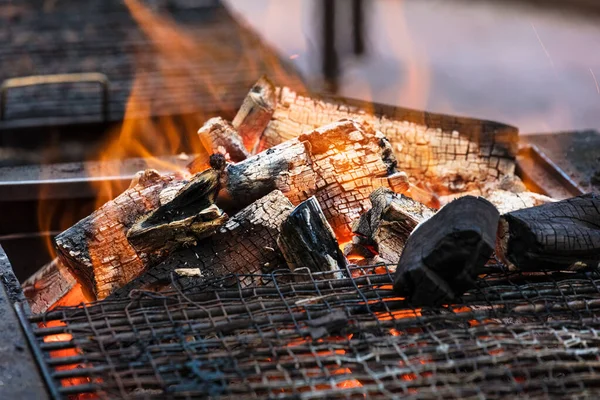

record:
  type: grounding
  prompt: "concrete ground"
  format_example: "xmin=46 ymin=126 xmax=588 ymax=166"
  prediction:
xmin=224 ymin=0 xmax=600 ymax=135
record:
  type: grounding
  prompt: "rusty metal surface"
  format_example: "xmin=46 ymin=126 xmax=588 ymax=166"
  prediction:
xmin=523 ymin=130 xmax=600 ymax=194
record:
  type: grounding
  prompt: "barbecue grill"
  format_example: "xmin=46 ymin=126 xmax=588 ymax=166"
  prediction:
xmin=2 ymin=1 xmax=600 ymax=399
xmin=2 ymin=248 xmax=600 ymax=399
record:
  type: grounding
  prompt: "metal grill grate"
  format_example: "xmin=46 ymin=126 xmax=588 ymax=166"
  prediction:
xmin=22 ymin=264 xmax=600 ymax=399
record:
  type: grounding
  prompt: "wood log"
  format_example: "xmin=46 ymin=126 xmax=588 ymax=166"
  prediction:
xmin=55 ymin=119 xmax=405 ymax=299
xmin=231 ymin=76 xmax=277 ymax=154
xmin=110 ymin=190 xmax=294 ymax=298
xmin=351 ymin=187 xmax=435 ymax=265
xmin=21 ymin=258 xmax=86 ymax=314
xmin=496 ymin=193 xmax=600 ymax=272
xmin=393 ymin=196 xmax=499 ymax=306
xmin=219 ymin=119 xmax=409 ymax=242
xmin=197 ymin=117 xmax=249 ymax=162
xmin=233 ymin=79 xmax=517 ymax=196
xmin=54 ymin=169 xmax=188 ymax=300
xmin=277 ymin=196 xmax=346 ymax=281
xmin=127 ymin=167 xmax=227 ymax=259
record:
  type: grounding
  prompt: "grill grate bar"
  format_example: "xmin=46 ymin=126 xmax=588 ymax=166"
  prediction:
xmin=22 ymin=264 xmax=600 ymax=399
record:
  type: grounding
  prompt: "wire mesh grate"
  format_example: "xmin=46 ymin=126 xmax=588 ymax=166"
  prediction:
xmin=25 ymin=264 xmax=600 ymax=399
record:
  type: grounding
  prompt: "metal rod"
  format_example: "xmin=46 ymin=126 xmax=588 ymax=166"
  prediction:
xmin=14 ymin=302 xmax=61 ymax=400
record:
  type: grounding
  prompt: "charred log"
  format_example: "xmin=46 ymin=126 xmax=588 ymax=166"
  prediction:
xmin=232 ymin=76 xmax=277 ymax=154
xmin=219 ymin=119 xmax=409 ymax=241
xmin=127 ymin=167 xmax=227 ymax=259
xmin=21 ymin=258 xmax=84 ymax=314
xmin=198 ymin=117 xmax=249 ymax=162
xmin=54 ymin=170 xmax=187 ymax=300
xmin=352 ymin=187 xmax=435 ymax=264
xmin=497 ymin=193 xmax=600 ymax=271
xmin=277 ymin=196 xmax=346 ymax=280
xmin=393 ymin=196 xmax=499 ymax=306
xmin=232 ymin=79 xmax=517 ymax=195
xmin=110 ymin=190 xmax=294 ymax=298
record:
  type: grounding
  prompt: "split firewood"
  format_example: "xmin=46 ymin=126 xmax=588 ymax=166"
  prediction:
xmin=55 ymin=119 xmax=405 ymax=299
xmin=349 ymin=187 xmax=435 ymax=265
xmin=219 ymin=119 xmax=409 ymax=242
xmin=393 ymin=196 xmax=500 ymax=306
xmin=496 ymin=193 xmax=600 ymax=272
xmin=197 ymin=117 xmax=250 ymax=162
xmin=54 ymin=169 xmax=188 ymax=300
xmin=234 ymin=78 xmax=517 ymax=196
xmin=110 ymin=190 xmax=294 ymax=298
xmin=232 ymin=76 xmax=277 ymax=154
xmin=21 ymin=258 xmax=84 ymax=314
xmin=278 ymin=196 xmax=346 ymax=281
xmin=127 ymin=164 xmax=227 ymax=260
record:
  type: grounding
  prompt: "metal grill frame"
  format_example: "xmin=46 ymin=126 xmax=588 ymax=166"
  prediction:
xmin=18 ymin=263 xmax=600 ymax=399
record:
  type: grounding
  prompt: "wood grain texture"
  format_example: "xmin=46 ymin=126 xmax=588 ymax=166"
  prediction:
xmin=220 ymin=119 xmax=408 ymax=241
xmin=110 ymin=190 xmax=294 ymax=298
xmin=54 ymin=169 xmax=186 ymax=299
xmin=278 ymin=196 xmax=346 ymax=280
xmin=498 ymin=193 xmax=600 ymax=271
xmin=351 ymin=187 xmax=435 ymax=265
xmin=235 ymin=80 xmax=517 ymax=196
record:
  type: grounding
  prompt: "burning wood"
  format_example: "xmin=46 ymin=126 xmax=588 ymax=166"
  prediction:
xmin=197 ymin=117 xmax=250 ymax=163
xmin=127 ymin=160 xmax=226 ymax=258
xmin=54 ymin=118 xmax=406 ymax=299
xmin=21 ymin=258 xmax=81 ymax=314
xmin=54 ymin=169 xmax=187 ymax=300
xmin=393 ymin=196 xmax=500 ymax=306
xmin=235 ymin=78 xmax=518 ymax=196
xmin=278 ymin=196 xmax=346 ymax=280
xmin=497 ymin=193 xmax=600 ymax=272
xmin=349 ymin=187 xmax=435 ymax=264
xmin=111 ymin=190 xmax=294 ymax=297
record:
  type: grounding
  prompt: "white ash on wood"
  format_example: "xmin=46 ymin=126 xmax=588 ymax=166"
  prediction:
xmin=219 ymin=119 xmax=409 ymax=241
xmin=110 ymin=190 xmax=294 ymax=298
xmin=234 ymin=78 xmax=518 ymax=196
xmin=349 ymin=187 xmax=435 ymax=265
xmin=54 ymin=169 xmax=188 ymax=300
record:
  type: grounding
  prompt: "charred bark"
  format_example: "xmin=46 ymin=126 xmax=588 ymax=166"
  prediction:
xmin=233 ymin=79 xmax=517 ymax=195
xmin=393 ymin=196 xmax=499 ymax=306
xmin=110 ymin=190 xmax=294 ymax=298
xmin=54 ymin=169 xmax=186 ymax=300
xmin=219 ymin=119 xmax=408 ymax=241
xmin=277 ymin=196 xmax=346 ymax=280
xmin=197 ymin=117 xmax=249 ymax=162
xmin=497 ymin=193 xmax=600 ymax=271
xmin=127 ymin=168 xmax=226 ymax=258
xmin=21 ymin=258 xmax=82 ymax=314
xmin=351 ymin=187 xmax=435 ymax=264
xmin=232 ymin=76 xmax=277 ymax=153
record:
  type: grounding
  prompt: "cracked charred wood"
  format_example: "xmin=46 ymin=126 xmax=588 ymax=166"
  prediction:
xmin=197 ymin=117 xmax=249 ymax=162
xmin=232 ymin=76 xmax=277 ymax=154
xmin=496 ymin=193 xmax=600 ymax=272
xmin=234 ymin=79 xmax=517 ymax=196
xmin=110 ymin=190 xmax=294 ymax=298
xmin=21 ymin=258 xmax=86 ymax=314
xmin=393 ymin=196 xmax=499 ymax=306
xmin=127 ymin=166 xmax=227 ymax=260
xmin=219 ymin=119 xmax=409 ymax=242
xmin=277 ymin=196 xmax=346 ymax=280
xmin=351 ymin=187 xmax=435 ymax=265
xmin=54 ymin=169 xmax=188 ymax=300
